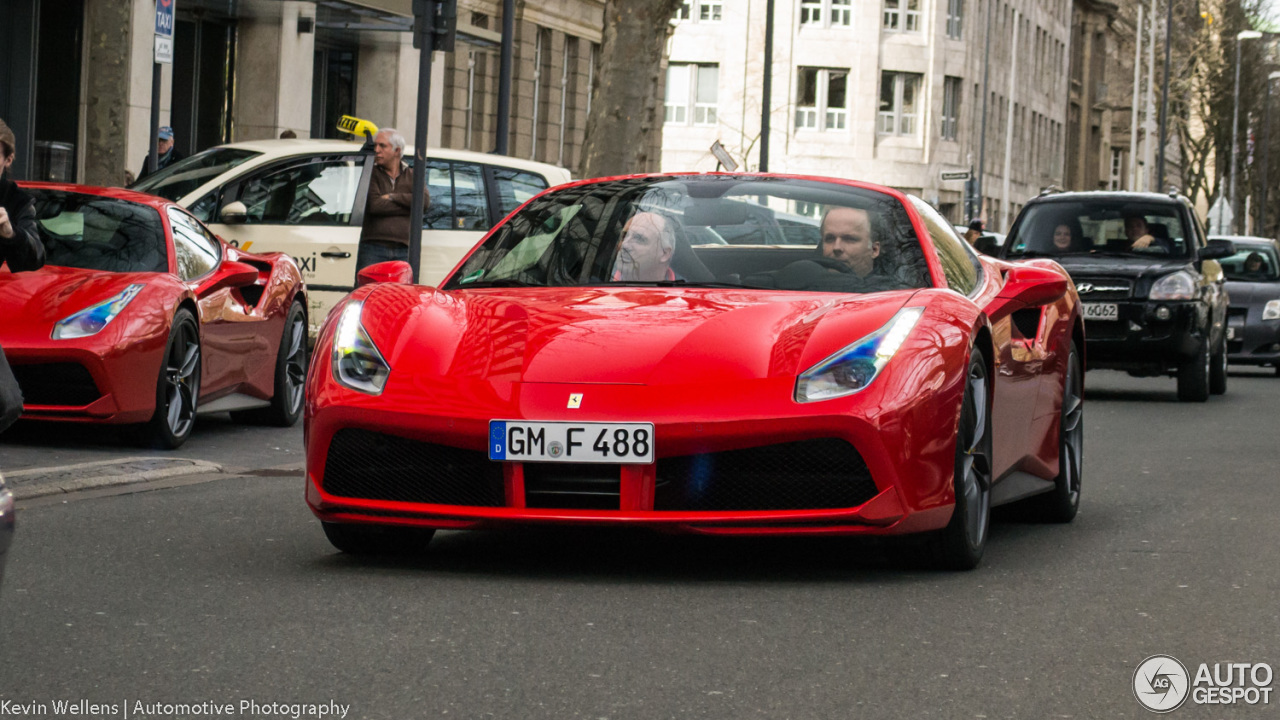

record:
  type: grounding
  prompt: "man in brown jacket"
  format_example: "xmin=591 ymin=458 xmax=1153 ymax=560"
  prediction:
xmin=355 ymin=128 xmax=429 ymax=276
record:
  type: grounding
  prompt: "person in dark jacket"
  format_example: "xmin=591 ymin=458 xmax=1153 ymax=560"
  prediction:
xmin=355 ymin=128 xmax=429 ymax=276
xmin=136 ymin=126 xmax=185 ymax=182
xmin=1 ymin=118 xmax=46 ymax=433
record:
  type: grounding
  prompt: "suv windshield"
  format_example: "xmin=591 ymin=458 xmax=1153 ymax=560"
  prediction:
xmin=29 ymin=189 xmax=168 ymax=273
xmin=1219 ymin=245 xmax=1280 ymax=281
xmin=1005 ymin=200 xmax=1191 ymax=259
xmin=130 ymin=148 xmax=261 ymax=202
xmin=444 ymin=176 xmax=931 ymax=293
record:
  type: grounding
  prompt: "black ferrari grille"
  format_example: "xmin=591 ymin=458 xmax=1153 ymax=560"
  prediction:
xmin=9 ymin=362 xmax=101 ymax=407
xmin=1072 ymin=277 xmax=1133 ymax=300
xmin=323 ymin=428 xmax=505 ymax=507
xmin=653 ymin=438 xmax=878 ymax=511
xmin=524 ymin=463 xmax=621 ymax=510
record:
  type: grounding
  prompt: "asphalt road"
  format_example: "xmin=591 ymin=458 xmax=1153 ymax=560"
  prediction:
xmin=1 ymin=368 xmax=1278 ymax=718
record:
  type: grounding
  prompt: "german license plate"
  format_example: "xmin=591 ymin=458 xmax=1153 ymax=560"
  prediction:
xmin=488 ymin=421 xmax=655 ymax=464
xmin=1083 ymin=303 xmax=1119 ymax=321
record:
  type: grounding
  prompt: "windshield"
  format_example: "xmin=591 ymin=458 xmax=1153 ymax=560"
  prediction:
xmin=29 ymin=190 xmax=168 ymax=273
xmin=129 ymin=147 xmax=261 ymax=202
xmin=1219 ymin=245 xmax=1280 ymax=281
xmin=1005 ymin=200 xmax=1191 ymax=259
xmin=443 ymin=176 xmax=931 ymax=293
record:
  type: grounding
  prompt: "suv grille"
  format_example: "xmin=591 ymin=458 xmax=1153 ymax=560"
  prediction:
xmin=323 ymin=428 xmax=505 ymax=506
xmin=654 ymin=438 xmax=878 ymax=511
xmin=1072 ymin=278 xmax=1133 ymax=300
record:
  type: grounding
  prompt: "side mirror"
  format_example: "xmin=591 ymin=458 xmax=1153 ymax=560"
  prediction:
xmin=1198 ymin=238 xmax=1235 ymax=261
xmin=998 ymin=265 xmax=1069 ymax=307
xmin=219 ymin=201 xmax=248 ymax=225
xmin=356 ymin=260 xmax=414 ymax=287
xmin=203 ymin=260 xmax=261 ymax=293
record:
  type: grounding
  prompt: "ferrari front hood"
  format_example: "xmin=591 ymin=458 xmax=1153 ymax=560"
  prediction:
xmin=360 ymin=285 xmax=917 ymax=385
xmin=0 ymin=265 xmax=158 ymax=332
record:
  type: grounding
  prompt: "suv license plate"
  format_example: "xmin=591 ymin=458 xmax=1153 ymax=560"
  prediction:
xmin=1083 ymin=303 xmax=1119 ymax=321
xmin=489 ymin=421 xmax=655 ymax=464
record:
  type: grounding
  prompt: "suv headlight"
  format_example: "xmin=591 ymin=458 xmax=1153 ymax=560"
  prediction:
xmin=795 ymin=307 xmax=924 ymax=403
xmin=52 ymin=284 xmax=144 ymax=339
xmin=1149 ymin=271 xmax=1196 ymax=301
xmin=331 ymin=301 xmax=391 ymax=395
xmin=1264 ymin=299 xmax=1280 ymax=321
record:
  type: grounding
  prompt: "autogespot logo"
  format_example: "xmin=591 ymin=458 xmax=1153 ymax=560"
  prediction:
xmin=1134 ymin=655 xmax=1190 ymax=713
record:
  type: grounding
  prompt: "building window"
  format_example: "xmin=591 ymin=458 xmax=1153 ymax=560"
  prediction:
xmin=674 ymin=1 xmax=721 ymax=22
xmin=883 ymin=0 xmax=920 ymax=32
xmin=800 ymin=0 xmax=852 ymax=27
xmin=675 ymin=2 xmax=691 ymax=20
xmin=879 ymin=71 xmax=921 ymax=136
xmin=665 ymin=63 xmax=719 ymax=126
xmin=1109 ymin=148 xmax=1124 ymax=190
xmin=946 ymin=0 xmax=963 ymax=38
xmin=941 ymin=76 xmax=961 ymax=141
xmin=795 ymin=67 xmax=848 ymax=132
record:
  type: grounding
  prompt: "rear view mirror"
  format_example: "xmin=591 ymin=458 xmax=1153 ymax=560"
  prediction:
xmin=219 ymin=201 xmax=248 ymax=225
xmin=356 ymin=260 xmax=414 ymax=287
xmin=1199 ymin=238 xmax=1235 ymax=261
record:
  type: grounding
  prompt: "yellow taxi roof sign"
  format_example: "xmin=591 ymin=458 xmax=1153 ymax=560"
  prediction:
xmin=336 ymin=115 xmax=379 ymax=141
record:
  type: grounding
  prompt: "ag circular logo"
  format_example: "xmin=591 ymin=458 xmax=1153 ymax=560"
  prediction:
xmin=1134 ymin=654 xmax=1190 ymax=713
xmin=547 ymin=441 xmax=564 ymax=458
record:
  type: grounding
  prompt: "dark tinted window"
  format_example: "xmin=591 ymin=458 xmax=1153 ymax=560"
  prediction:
xmin=424 ymin=160 xmax=491 ymax=231
xmin=1006 ymin=199 xmax=1189 ymax=259
xmin=30 ymin=190 xmax=168 ymax=273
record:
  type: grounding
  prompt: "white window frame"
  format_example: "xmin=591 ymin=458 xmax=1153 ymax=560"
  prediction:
xmin=698 ymin=1 xmax=722 ymax=22
xmin=883 ymin=0 xmax=921 ymax=32
xmin=878 ymin=71 xmax=921 ymax=136
xmin=800 ymin=0 xmax=851 ymax=27
xmin=664 ymin=63 xmax=719 ymax=128
xmin=795 ymin=67 xmax=848 ymax=133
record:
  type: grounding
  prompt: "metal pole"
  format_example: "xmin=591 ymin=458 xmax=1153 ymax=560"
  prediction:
xmin=494 ymin=0 xmax=514 ymax=155
xmin=1229 ymin=38 xmax=1244 ymax=233
xmin=1156 ymin=0 xmax=1173 ymax=192
xmin=408 ymin=7 xmax=435 ymax=283
xmin=976 ymin=0 xmax=993 ymax=220
xmin=760 ymin=0 xmax=775 ymax=172
xmin=149 ymin=63 xmax=161 ymax=177
xmin=1129 ymin=5 xmax=1143 ymax=190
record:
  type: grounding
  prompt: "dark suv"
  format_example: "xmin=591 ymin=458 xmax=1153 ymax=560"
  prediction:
xmin=1001 ymin=191 xmax=1234 ymax=401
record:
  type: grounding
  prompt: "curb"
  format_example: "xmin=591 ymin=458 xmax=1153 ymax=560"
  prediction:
xmin=7 ymin=457 xmax=224 ymax=500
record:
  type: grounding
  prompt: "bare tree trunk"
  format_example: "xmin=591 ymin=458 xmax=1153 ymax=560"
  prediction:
xmin=578 ymin=0 xmax=683 ymax=179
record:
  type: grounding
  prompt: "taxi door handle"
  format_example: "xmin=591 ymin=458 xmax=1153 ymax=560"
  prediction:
xmin=321 ymin=251 xmax=352 ymax=259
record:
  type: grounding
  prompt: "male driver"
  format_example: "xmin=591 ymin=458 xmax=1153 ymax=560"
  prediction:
xmin=137 ymin=126 xmax=184 ymax=181
xmin=612 ymin=211 xmax=679 ymax=282
xmin=1124 ymin=213 xmax=1158 ymax=250
xmin=355 ymin=128 xmax=428 ymax=274
xmin=820 ymin=206 xmax=880 ymax=277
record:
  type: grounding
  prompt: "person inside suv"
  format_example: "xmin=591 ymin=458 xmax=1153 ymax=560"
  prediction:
xmin=1123 ymin=213 xmax=1169 ymax=252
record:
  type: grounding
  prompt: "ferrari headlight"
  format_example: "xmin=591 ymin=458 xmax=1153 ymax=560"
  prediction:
xmin=1263 ymin=299 xmax=1280 ymax=321
xmin=1149 ymin=271 xmax=1196 ymax=301
xmin=795 ymin=307 xmax=924 ymax=403
xmin=51 ymin=284 xmax=144 ymax=339
xmin=331 ymin=301 xmax=390 ymax=395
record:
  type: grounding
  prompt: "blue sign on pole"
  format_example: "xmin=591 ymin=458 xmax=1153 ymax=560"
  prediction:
xmin=155 ymin=0 xmax=175 ymax=38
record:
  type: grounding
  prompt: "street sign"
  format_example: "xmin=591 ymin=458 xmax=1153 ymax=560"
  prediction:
xmin=941 ymin=170 xmax=971 ymax=181
xmin=154 ymin=35 xmax=173 ymax=64
xmin=1208 ymin=195 xmax=1234 ymax=235
xmin=155 ymin=0 xmax=175 ymax=38
xmin=710 ymin=140 xmax=738 ymax=171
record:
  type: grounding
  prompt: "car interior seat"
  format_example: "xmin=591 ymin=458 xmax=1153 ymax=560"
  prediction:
xmin=668 ymin=223 xmax=716 ymax=282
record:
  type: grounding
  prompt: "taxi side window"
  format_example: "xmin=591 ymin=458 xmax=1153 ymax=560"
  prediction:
xmin=423 ymin=160 xmax=491 ymax=231
xmin=493 ymin=168 xmax=550 ymax=218
xmin=236 ymin=157 xmax=363 ymax=226
xmin=168 ymin=209 xmax=221 ymax=281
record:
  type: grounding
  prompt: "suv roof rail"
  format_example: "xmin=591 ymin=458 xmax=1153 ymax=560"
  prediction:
xmin=1039 ymin=184 xmax=1063 ymax=196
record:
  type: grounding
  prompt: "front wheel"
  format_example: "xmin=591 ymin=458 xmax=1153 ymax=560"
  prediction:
xmin=1176 ymin=342 xmax=1210 ymax=402
xmin=927 ymin=349 xmax=992 ymax=570
xmin=1209 ymin=333 xmax=1228 ymax=395
xmin=140 ymin=309 xmax=201 ymax=449
xmin=322 ymin=522 xmax=436 ymax=555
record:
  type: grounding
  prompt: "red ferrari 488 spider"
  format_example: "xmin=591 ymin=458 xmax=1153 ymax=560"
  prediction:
xmin=305 ymin=174 xmax=1083 ymax=569
xmin=0 ymin=183 xmax=307 ymax=448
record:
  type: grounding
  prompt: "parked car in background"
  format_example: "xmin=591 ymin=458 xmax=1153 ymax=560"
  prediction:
xmin=130 ymin=129 xmax=572 ymax=336
xmin=1211 ymin=235 xmax=1280 ymax=375
xmin=1001 ymin=191 xmax=1234 ymax=401
xmin=0 ymin=184 xmax=307 ymax=448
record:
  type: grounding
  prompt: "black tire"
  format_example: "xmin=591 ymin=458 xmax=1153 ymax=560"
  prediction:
xmin=140 ymin=309 xmax=201 ymax=449
xmin=1209 ymin=333 xmax=1228 ymax=396
xmin=1176 ymin=341 xmax=1210 ymax=402
xmin=232 ymin=301 xmax=307 ymax=427
xmin=321 ymin=522 xmax=436 ymax=556
xmin=928 ymin=349 xmax=993 ymax=571
xmin=1026 ymin=341 xmax=1083 ymax=523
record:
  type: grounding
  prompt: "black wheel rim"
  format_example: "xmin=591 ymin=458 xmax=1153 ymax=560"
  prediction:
xmin=960 ymin=359 xmax=991 ymax=548
xmin=283 ymin=315 xmax=306 ymax=415
xmin=164 ymin=323 xmax=200 ymax=438
xmin=1060 ymin=353 xmax=1083 ymax=505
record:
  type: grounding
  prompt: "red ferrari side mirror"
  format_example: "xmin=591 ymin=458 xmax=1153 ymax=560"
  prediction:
xmin=998 ymin=266 xmax=1069 ymax=308
xmin=356 ymin=260 xmax=414 ymax=287
xmin=203 ymin=260 xmax=261 ymax=293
